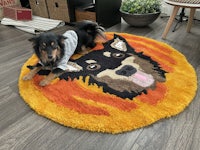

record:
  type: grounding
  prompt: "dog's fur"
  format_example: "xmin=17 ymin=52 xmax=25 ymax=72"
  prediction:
xmin=23 ymin=20 xmax=106 ymax=86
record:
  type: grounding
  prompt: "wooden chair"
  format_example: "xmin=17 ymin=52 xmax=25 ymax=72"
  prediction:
xmin=162 ymin=0 xmax=200 ymax=39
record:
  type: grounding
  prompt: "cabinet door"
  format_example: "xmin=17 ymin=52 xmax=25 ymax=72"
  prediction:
xmin=47 ymin=0 xmax=70 ymax=22
xmin=96 ymin=0 xmax=121 ymax=27
xmin=29 ymin=0 xmax=49 ymax=18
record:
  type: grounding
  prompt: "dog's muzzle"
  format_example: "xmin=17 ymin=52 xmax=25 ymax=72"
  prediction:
xmin=48 ymin=55 xmax=53 ymax=59
xmin=116 ymin=65 xmax=137 ymax=77
xmin=116 ymin=65 xmax=155 ymax=87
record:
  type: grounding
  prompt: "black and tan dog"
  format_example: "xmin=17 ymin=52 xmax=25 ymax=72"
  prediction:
xmin=23 ymin=20 xmax=106 ymax=86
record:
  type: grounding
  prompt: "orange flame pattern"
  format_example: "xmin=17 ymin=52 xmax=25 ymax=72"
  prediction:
xmin=19 ymin=33 xmax=197 ymax=134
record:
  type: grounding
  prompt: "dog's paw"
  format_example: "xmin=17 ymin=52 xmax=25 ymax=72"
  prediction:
xmin=39 ymin=79 xmax=50 ymax=86
xmin=22 ymin=74 xmax=33 ymax=80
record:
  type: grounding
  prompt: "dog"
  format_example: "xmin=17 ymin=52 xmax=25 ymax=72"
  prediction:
xmin=23 ymin=20 xmax=106 ymax=86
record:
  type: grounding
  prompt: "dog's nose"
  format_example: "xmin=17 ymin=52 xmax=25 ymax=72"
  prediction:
xmin=48 ymin=55 xmax=53 ymax=59
xmin=116 ymin=65 xmax=137 ymax=77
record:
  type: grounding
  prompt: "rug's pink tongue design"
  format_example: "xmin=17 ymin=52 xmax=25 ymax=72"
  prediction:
xmin=129 ymin=70 xmax=154 ymax=87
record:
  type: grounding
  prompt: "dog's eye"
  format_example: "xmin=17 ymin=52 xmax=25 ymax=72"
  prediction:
xmin=51 ymin=42 xmax=55 ymax=46
xmin=51 ymin=42 xmax=59 ymax=49
xmin=112 ymin=53 xmax=125 ymax=58
xmin=87 ymin=64 xmax=101 ymax=71
xmin=42 ymin=42 xmax=46 ymax=46
xmin=40 ymin=42 xmax=46 ymax=49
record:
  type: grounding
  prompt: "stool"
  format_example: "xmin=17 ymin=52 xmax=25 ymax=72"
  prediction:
xmin=162 ymin=0 xmax=200 ymax=39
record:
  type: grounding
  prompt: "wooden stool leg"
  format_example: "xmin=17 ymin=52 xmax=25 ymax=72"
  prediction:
xmin=162 ymin=6 xmax=180 ymax=39
xmin=187 ymin=8 xmax=196 ymax=33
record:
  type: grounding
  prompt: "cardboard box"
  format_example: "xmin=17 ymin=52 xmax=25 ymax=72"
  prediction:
xmin=0 ymin=0 xmax=20 ymax=19
xmin=75 ymin=4 xmax=96 ymax=22
xmin=46 ymin=0 xmax=70 ymax=22
xmin=29 ymin=0 xmax=49 ymax=18
xmin=3 ymin=6 xmax=32 ymax=20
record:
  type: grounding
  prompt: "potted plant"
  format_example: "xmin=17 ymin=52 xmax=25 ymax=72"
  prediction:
xmin=120 ymin=0 xmax=161 ymax=27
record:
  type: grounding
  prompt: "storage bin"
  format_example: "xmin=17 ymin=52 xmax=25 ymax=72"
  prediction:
xmin=0 ymin=0 xmax=20 ymax=19
xmin=3 ymin=6 xmax=32 ymax=20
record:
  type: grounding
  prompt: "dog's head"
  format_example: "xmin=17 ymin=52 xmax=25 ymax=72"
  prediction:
xmin=29 ymin=32 xmax=66 ymax=65
xmin=58 ymin=34 xmax=166 ymax=99
xmin=75 ymin=20 xmax=107 ymax=42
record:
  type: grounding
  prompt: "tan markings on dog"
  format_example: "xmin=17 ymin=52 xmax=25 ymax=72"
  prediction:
xmin=52 ymin=48 xmax=58 ymax=60
xmin=94 ymin=55 xmax=166 ymax=92
xmin=66 ymin=61 xmax=83 ymax=72
xmin=133 ymin=55 xmax=166 ymax=82
xmin=51 ymin=42 xmax=55 ymax=46
xmin=60 ymin=38 xmax=65 ymax=44
xmin=85 ymin=60 xmax=97 ymax=64
xmin=95 ymin=33 xmax=107 ymax=43
xmin=40 ymin=49 xmax=48 ymax=64
xmin=103 ymin=51 xmax=111 ymax=57
xmin=55 ymin=46 xmax=61 ymax=60
xmin=121 ymin=57 xmax=139 ymax=68
xmin=97 ymin=56 xmax=140 ymax=80
xmin=42 ymin=42 xmax=46 ymax=46
xmin=92 ymin=75 xmax=145 ymax=93
xmin=23 ymin=66 xmax=42 ymax=80
xmin=39 ymin=72 xmax=58 ymax=86
xmin=80 ymin=45 xmax=91 ymax=55
xmin=111 ymin=38 xmax=127 ymax=52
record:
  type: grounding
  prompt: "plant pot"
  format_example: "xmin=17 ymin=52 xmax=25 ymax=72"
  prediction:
xmin=120 ymin=10 xmax=160 ymax=27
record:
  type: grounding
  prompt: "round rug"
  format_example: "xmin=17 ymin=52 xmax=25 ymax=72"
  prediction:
xmin=19 ymin=33 xmax=197 ymax=134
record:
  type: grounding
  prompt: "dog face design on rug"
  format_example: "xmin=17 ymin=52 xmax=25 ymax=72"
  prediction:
xmin=59 ymin=34 xmax=166 ymax=99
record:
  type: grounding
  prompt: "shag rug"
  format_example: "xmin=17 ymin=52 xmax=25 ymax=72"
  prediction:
xmin=19 ymin=33 xmax=197 ymax=134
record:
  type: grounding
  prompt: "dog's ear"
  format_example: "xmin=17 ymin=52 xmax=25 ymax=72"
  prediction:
xmin=28 ymin=36 xmax=39 ymax=46
xmin=57 ymin=35 xmax=67 ymax=48
xmin=28 ymin=36 xmax=37 ymax=42
xmin=58 ymin=35 xmax=67 ymax=43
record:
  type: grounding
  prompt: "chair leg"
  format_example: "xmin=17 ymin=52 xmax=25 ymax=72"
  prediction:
xmin=162 ymin=6 xmax=180 ymax=39
xmin=187 ymin=8 xmax=196 ymax=32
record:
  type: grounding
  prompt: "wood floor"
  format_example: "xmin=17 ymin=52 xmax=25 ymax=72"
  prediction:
xmin=0 ymin=17 xmax=200 ymax=150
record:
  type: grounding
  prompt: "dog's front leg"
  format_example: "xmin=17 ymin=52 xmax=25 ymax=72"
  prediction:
xmin=23 ymin=63 xmax=42 ymax=80
xmin=80 ymin=45 xmax=91 ymax=55
xmin=39 ymin=68 xmax=64 ymax=86
xmin=39 ymin=72 xmax=57 ymax=86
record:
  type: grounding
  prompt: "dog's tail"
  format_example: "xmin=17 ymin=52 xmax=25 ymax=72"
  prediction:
xmin=75 ymin=20 xmax=107 ymax=41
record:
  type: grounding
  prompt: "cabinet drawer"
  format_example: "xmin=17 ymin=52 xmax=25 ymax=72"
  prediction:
xmin=75 ymin=4 xmax=96 ymax=22
xmin=75 ymin=9 xmax=96 ymax=22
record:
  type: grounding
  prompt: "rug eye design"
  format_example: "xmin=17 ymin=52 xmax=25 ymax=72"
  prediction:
xmin=59 ymin=34 xmax=167 ymax=99
xmin=19 ymin=33 xmax=197 ymax=134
